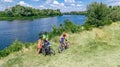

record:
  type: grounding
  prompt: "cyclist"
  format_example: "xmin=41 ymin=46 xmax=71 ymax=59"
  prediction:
xmin=60 ymin=33 xmax=67 ymax=48
xmin=37 ymin=36 xmax=43 ymax=54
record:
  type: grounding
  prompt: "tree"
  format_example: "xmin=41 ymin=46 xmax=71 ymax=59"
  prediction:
xmin=0 ymin=5 xmax=62 ymax=18
xmin=108 ymin=6 xmax=120 ymax=22
xmin=85 ymin=2 xmax=112 ymax=27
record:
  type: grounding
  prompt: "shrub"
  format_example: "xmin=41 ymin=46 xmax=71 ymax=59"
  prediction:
xmin=108 ymin=6 xmax=120 ymax=22
xmin=39 ymin=19 xmax=82 ymax=39
xmin=83 ymin=23 xmax=93 ymax=30
xmin=85 ymin=2 xmax=112 ymax=27
xmin=0 ymin=40 xmax=32 ymax=58
xmin=9 ymin=40 xmax=23 ymax=52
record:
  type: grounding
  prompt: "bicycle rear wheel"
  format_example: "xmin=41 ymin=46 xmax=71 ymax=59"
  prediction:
xmin=50 ymin=48 xmax=55 ymax=55
xmin=42 ymin=48 xmax=46 ymax=56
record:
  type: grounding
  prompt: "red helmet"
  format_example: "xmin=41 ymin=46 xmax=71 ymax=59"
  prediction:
xmin=63 ymin=33 xmax=66 ymax=37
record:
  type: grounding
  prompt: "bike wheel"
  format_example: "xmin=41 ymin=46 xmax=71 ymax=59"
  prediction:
xmin=42 ymin=48 xmax=46 ymax=56
xmin=65 ymin=43 xmax=69 ymax=49
xmin=50 ymin=48 xmax=55 ymax=55
xmin=58 ymin=46 xmax=63 ymax=53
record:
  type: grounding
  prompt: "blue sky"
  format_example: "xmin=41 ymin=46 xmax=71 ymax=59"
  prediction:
xmin=0 ymin=0 xmax=120 ymax=12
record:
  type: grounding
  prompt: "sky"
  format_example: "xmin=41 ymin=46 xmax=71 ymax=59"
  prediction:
xmin=0 ymin=0 xmax=120 ymax=12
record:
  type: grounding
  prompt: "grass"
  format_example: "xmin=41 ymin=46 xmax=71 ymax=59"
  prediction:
xmin=0 ymin=21 xmax=120 ymax=67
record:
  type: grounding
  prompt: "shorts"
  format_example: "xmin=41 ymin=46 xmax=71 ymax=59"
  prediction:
xmin=38 ymin=45 xmax=42 ymax=49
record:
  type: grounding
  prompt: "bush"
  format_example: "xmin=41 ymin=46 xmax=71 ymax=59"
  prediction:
xmin=39 ymin=19 xmax=82 ymax=39
xmin=38 ymin=19 xmax=82 ymax=40
xmin=83 ymin=23 xmax=93 ymax=30
xmin=0 ymin=50 xmax=10 ymax=58
xmin=9 ymin=40 xmax=23 ymax=52
xmin=108 ymin=6 xmax=120 ymax=22
xmin=0 ymin=40 xmax=32 ymax=58
xmin=24 ymin=43 xmax=32 ymax=48
xmin=85 ymin=2 xmax=112 ymax=27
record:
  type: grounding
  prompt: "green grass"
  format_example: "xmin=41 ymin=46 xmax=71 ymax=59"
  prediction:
xmin=0 ymin=22 xmax=120 ymax=67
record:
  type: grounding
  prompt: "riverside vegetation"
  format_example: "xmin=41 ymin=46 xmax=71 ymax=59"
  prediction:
xmin=0 ymin=21 xmax=120 ymax=67
xmin=0 ymin=2 xmax=120 ymax=67
xmin=0 ymin=5 xmax=62 ymax=20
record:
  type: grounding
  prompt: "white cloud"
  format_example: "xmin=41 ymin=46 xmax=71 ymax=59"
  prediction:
xmin=109 ymin=2 xmax=120 ymax=6
xmin=107 ymin=0 xmax=120 ymax=6
xmin=3 ymin=0 xmax=13 ymax=2
xmin=64 ymin=0 xmax=75 ymax=3
xmin=49 ymin=0 xmax=65 ymax=7
xmin=32 ymin=0 xmax=39 ymax=2
xmin=77 ymin=4 xmax=82 ymax=7
xmin=39 ymin=5 xmax=47 ymax=9
xmin=44 ymin=0 xmax=83 ymax=12
xmin=39 ymin=5 xmax=44 ymax=8
xmin=60 ymin=3 xmax=64 ymax=6
xmin=45 ymin=0 xmax=53 ymax=4
xmin=53 ymin=0 xmax=59 ymax=4
xmin=50 ymin=4 xmax=54 ymax=7
xmin=18 ymin=1 xmax=32 ymax=7
xmin=71 ymin=3 xmax=75 ymax=6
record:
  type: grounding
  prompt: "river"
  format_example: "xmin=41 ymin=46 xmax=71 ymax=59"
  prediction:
xmin=0 ymin=15 xmax=86 ymax=50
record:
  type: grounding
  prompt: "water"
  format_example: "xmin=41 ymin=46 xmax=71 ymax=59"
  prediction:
xmin=0 ymin=15 xmax=86 ymax=50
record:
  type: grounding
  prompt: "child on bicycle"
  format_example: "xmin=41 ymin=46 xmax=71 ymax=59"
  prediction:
xmin=37 ymin=36 xmax=43 ymax=54
xmin=60 ymin=33 xmax=67 ymax=47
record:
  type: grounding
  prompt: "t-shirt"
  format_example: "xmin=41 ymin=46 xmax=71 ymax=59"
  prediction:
xmin=60 ymin=37 xmax=65 ymax=43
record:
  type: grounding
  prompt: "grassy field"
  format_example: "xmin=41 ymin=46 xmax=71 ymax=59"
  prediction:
xmin=0 ymin=22 xmax=120 ymax=67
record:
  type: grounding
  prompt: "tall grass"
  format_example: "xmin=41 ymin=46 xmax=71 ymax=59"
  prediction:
xmin=0 ymin=40 xmax=32 ymax=58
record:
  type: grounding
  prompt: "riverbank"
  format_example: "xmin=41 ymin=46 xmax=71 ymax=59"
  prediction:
xmin=0 ymin=21 xmax=120 ymax=67
xmin=0 ymin=15 xmax=62 ymax=21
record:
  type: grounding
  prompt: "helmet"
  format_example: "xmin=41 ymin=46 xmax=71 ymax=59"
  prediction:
xmin=44 ymin=32 xmax=47 ymax=35
xmin=63 ymin=33 xmax=67 ymax=37
xmin=39 ymin=36 xmax=42 ymax=39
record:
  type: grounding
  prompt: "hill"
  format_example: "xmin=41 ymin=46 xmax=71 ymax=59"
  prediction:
xmin=0 ymin=22 xmax=120 ymax=67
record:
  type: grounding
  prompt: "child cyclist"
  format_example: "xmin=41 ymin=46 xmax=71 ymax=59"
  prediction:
xmin=60 ymin=33 xmax=67 ymax=48
xmin=37 ymin=36 xmax=43 ymax=54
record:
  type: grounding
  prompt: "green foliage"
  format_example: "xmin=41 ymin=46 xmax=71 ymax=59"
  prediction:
xmin=9 ymin=40 xmax=23 ymax=52
xmin=83 ymin=23 xmax=93 ymax=30
xmin=85 ymin=2 xmax=112 ymax=27
xmin=63 ymin=19 xmax=81 ymax=33
xmin=108 ymin=6 xmax=120 ymax=22
xmin=0 ymin=40 xmax=32 ymax=58
xmin=24 ymin=42 xmax=33 ymax=48
xmin=63 ymin=11 xmax=87 ymax=15
xmin=42 ymin=19 xmax=82 ymax=39
xmin=0 ymin=5 xmax=62 ymax=20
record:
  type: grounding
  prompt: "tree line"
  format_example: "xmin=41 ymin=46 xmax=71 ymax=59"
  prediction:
xmin=63 ymin=11 xmax=87 ymax=15
xmin=0 ymin=5 xmax=62 ymax=18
